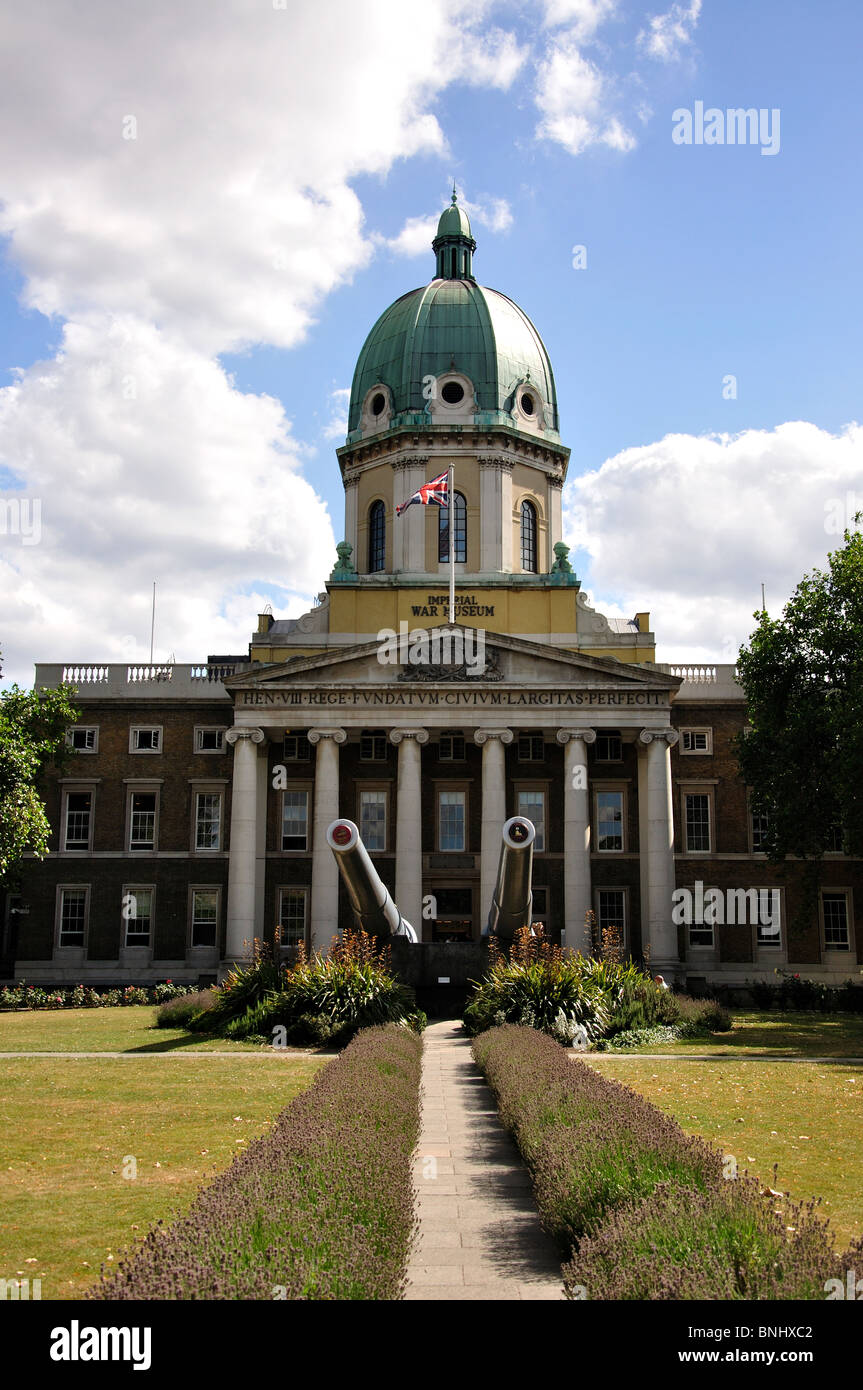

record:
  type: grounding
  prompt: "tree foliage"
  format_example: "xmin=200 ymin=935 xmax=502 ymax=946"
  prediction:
xmin=0 ymin=655 xmax=79 ymax=884
xmin=734 ymin=525 xmax=863 ymax=866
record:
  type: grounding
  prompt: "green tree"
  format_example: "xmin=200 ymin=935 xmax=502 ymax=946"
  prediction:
xmin=0 ymin=656 xmax=79 ymax=883
xmin=734 ymin=524 xmax=863 ymax=876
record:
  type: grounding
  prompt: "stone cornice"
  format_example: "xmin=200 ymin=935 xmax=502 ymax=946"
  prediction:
xmin=338 ymin=426 xmax=570 ymax=478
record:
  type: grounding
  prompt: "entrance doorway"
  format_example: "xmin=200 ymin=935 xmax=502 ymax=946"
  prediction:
xmin=431 ymin=887 xmax=474 ymax=942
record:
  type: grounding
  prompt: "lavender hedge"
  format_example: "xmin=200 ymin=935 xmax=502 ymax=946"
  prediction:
xmin=473 ymin=1025 xmax=862 ymax=1300
xmin=92 ymin=1025 xmax=422 ymax=1300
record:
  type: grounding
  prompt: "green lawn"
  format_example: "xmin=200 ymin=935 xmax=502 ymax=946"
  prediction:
xmin=597 ymin=1009 xmax=863 ymax=1057
xmin=0 ymin=1008 xmax=327 ymax=1298
xmin=586 ymin=1015 xmax=863 ymax=1249
xmin=0 ymin=1004 xmax=298 ymax=1053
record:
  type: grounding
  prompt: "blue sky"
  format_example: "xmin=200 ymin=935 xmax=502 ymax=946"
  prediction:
xmin=1 ymin=0 xmax=861 ymax=684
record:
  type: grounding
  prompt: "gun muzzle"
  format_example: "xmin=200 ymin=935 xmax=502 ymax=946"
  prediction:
xmin=326 ymin=819 xmax=417 ymax=941
xmin=485 ymin=815 xmax=536 ymax=939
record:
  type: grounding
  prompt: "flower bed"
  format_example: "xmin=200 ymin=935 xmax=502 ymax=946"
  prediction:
xmin=91 ymin=1024 xmax=422 ymax=1301
xmin=0 ymin=981 xmax=194 ymax=1010
xmin=473 ymin=1024 xmax=862 ymax=1300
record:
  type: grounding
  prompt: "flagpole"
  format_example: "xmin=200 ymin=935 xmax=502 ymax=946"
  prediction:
xmin=448 ymin=464 xmax=455 ymax=625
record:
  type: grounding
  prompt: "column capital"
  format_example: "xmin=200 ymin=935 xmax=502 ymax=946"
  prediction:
xmin=474 ymin=727 xmax=513 ymax=746
xmin=556 ymin=727 xmax=596 ymax=745
xmin=307 ymin=728 xmax=347 ymax=745
xmin=343 ymin=472 xmax=360 ymax=490
xmin=225 ymin=726 xmax=265 ymax=746
xmin=639 ymin=727 xmax=679 ymax=747
xmin=389 ymin=728 xmax=429 ymax=745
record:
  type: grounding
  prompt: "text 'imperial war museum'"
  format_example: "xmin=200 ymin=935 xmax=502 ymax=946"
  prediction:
xmin=4 ymin=195 xmax=860 ymax=993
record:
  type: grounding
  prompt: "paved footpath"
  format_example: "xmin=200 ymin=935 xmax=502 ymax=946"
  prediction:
xmin=405 ymin=1020 xmax=565 ymax=1301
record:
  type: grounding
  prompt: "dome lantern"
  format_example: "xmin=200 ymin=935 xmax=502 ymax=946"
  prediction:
xmin=432 ymin=186 xmax=476 ymax=281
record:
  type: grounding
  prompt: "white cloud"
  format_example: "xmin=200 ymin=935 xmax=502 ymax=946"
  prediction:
xmin=563 ymin=421 xmax=863 ymax=662
xmin=534 ymin=36 xmax=635 ymax=156
xmin=452 ymin=25 xmax=528 ymax=88
xmin=541 ymin=0 xmax=618 ymax=39
xmin=0 ymin=0 xmax=534 ymax=685
xmin=638 ymin=0 xmax=702 ymax=62
xmin=0 ymin=315 xmax=335 ymax=677
xmin=386 ymin=215 xmax=441 ymax=259
xmin=322 ymin=387 xmax=350 ymax=441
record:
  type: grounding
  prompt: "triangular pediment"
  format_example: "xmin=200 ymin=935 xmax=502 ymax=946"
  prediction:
xmin=225 ymin=625 xmax=680 ymax=691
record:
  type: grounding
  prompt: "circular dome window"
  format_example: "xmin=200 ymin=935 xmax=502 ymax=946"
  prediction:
xmin=441 ymin=381 xmax=465 ymax=405
xmin=521 ymin=393 xmax=535 ymax=416
xmin=371 ymin=392 xmax=386 ymax=416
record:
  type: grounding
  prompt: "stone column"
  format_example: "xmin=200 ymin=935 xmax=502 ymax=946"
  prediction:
xmin=390 ymin=728 xmax=429 ymax=936
xmin=548 ymin=473 xmax=563 ymax=557
xmin=392 ymin=456 xmax=428 ymax=572
xmin=556 ymin=727 xmax=596 ymax=951
xmin=343 ymin=473 xmax=359 ymax=559
xmin=474 ymin=728 xmax=513 ymax=931
xmin=638 ymin=727 xmax=680 ymax=980
xmin=308 ymin=728 xmax=347 ymax=951
xmin=225 ymin=727 xmax=266 ymax=961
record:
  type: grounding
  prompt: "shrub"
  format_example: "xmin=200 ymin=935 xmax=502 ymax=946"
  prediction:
xmin=191 ymin=931 xmax=423 ymax=1046
xmin=156 ymin=989 xmax=216 ymax=1030
xmin=186 ymin=937 xmax=285 ymax=1033
xmin=749 ymin=978 xmax=778 ymax=1010
xmin=473 ymin=1024 xmax=858 ymax=1301
xmin=565 ymin=1180 xmax=863 ymax=1300
xmin=463 ymin=929 xmax=684 ymax=1044
xmin=91 ymin=1025 xmax=422 ymax=1300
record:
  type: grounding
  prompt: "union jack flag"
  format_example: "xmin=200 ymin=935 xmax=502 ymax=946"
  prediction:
xmin=396 ymin=470 xmax=449 ymax=515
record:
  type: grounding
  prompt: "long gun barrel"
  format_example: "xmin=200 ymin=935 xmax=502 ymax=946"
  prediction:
xmin=484 ymin=816 xmax=536 ymax=939
xmin=326 ymin=819 xmax=418 ymax=942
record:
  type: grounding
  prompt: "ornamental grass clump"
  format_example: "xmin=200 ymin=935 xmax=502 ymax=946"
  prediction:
xmin=473 ymin=1025 xmax=859 ymax=1301
xmin=91 ymin=1025 xmax=422 ymax=1301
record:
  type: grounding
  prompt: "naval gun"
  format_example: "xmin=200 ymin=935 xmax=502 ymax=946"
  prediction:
xmin=326 ymin=819 xmax=418 ymax=942
xmin=484 ymin=815 xmax=536 ymax=940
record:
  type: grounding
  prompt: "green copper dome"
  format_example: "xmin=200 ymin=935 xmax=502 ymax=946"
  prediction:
xmin=346 ymin=194 xmax=559 ymax=440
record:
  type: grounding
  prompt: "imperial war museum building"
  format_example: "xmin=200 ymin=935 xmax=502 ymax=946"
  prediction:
xmin=4 ymin=195 xmax=860 ymax=998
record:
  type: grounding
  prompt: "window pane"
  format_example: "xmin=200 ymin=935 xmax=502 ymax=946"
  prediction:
xmin=756 ymin=890 xmax=782 ymax=945
xmin=685 ymin=794 xmax=710 ymax=852
xmin=823 ymin=893 xmax=849 ymax=949
xmin=125 ymin=888 xmax=152 ymax=946
xmin=360 ymin=789 xmax=387 ymax=850
xmin=368 ymin=501 xmax=386 ymax=573
xmin=516 ymin=790 xmax=545 ymax=851
xmin=597 ymin=791 xmax=623 ymax=851
xmin=598 ymin=890 xmax=625 ymax=938
xmin=279 ymin=889 xmax=307 ymax=946
xmin=195 ymin=793 xmax=221 ymax=850
xmin=60 ymin=888 xmax=86 ymax=946
xmin=439 ymin=790 xmax=465 ymax=851
xmin=751 ymin=811 xmax=769 ymax=850
xmin=521 ymin=500 xmax=537 ymax=572
xmin=517 ymin=734 xmax=544 ymax=762
xmin=439 ymin=491 xmax=466 ymax=563
xmin=130 ymin=792 xmax=156 ymax=849
xmin=595 ymin=733 xmax=622 ymax=761
xmin=360 ymin=731 xmax=388 ymax=761
xmin=282 ymin=790 xmax=309 ymax=850
xmin=65 ymin=792 xmax=91 ymax=849
xmin=192 ymin=890 xmax=218 ymax=947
